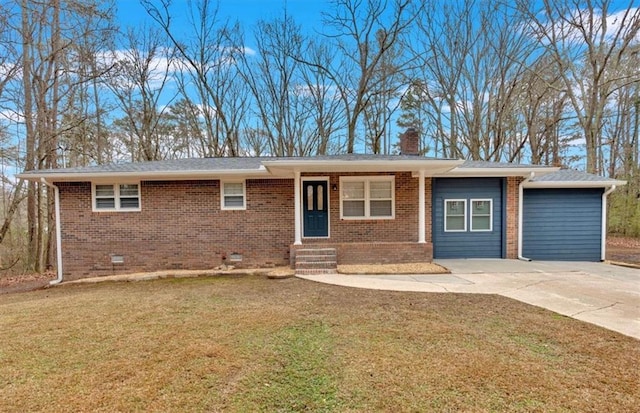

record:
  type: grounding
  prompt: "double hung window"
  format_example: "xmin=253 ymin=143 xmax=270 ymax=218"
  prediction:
xmin=93 ymin=183 xmax=140 ymax=211
xmin=470 ymin=199 xmax=492 ymax=231
xmin=444 ymin=199 xmax=466 ymax=231
xmin=444 ymin=198 xmax=493 ymax=232
xmin=340 ymin=177 xmax=394 ymax=219
xmin=221 ymin=181 xmax=246 ymax=210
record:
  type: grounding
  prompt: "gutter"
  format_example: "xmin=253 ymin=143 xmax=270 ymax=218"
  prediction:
xmin=40 ymin=178 xmax=63 ymax=285
xmin=601 ymin=185 xmax=617 ymax=261
xmin=518 ymin=172 xmax=535 ymax=261
xmin=438 ymin=166 xmax=559 ymax=178
xmin=524 ymin=180 xmax=627 ymax=188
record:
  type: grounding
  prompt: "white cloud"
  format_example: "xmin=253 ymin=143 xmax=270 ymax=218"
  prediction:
xmin=293 ymin=83 xmax=341 ymax=100
xmin=0 ymin=62 xmax=20 ymax=80
xmin=239 ymin=46 xmax=257 ymax=57
xmin=95 ymin=48 xmax=182 ymax=91
xmin=0 ymin=109 xmax=23 ymax=124
xmin=539 ymin=6 xmax=640 ymax=45
xmin=604 ymin=8 xmax=640 ymax=41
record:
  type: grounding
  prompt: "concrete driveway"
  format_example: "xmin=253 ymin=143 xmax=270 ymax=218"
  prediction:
xmin=297 ymin=259 xmax=640 ymax=340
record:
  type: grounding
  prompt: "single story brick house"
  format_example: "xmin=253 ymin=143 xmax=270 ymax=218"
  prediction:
xmin=18 ymin=131 xmax=625 ymax=282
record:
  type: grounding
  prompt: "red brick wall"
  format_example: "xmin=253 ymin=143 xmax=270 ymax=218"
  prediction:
xmin=303 ymin=172 xmax=432 ymax=244
xmin=56 ymin=179 xmax=294 ymax=280
xmin=506 ymin=177 xmax=522 ymax=258
xmin=56 ymin=172 xmax=435 ymax=279
xmin=399 ymin=128 xmax=420 ymax=155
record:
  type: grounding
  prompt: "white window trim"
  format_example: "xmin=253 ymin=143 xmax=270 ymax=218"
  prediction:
xmin=92 ymin=183 xmax=141 ymax=212
xmin=339 ymin=176 xmax=395 ymax=220
xmin=444 ymin=199 xmax=467 ymax=232
xmin=221 ymin=180 xmax=246 ymax=210
xmin=470 ymin=198 xmax=493 ymax=232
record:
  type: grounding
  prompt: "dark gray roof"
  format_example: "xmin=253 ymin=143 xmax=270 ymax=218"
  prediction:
xmin=21 ymin=154 xmax=451 ymax=175
xmin=22 ymin=157 xmax=263 ymax=175
xmin=531 ymin=169 xmax=622 ymax=183
xmin=18 ymin=155 xmax=624 ymax=188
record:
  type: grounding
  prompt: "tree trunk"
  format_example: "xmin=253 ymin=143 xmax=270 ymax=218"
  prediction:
xmin=21 ymin=0 xmax=38 ymax=271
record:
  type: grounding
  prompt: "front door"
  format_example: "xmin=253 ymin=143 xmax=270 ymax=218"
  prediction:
xmin=303 ymin=180 xmax=329 ymax=237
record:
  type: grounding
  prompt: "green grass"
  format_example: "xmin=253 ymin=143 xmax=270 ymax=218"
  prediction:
xmin=233 ymin=321 xmax=342 ymax=412
xmin=0 ymin=275 xmax=638 ymax=412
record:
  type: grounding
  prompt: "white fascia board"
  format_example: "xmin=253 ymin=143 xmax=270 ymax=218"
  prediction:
xmin=17 ymin=168 xmax=271 ymax=182
xmin=262 ymin=159 xmax=464 ymax=175
xmin=436 ymin=166 xmax=560 ymax=178
xmin=523 ymin=180 xmax=627 ymax=189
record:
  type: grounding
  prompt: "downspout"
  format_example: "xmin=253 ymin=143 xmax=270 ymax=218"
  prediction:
xmin=418 ymin=169 xmax=426 ymax=243
xmin=518 ymin=172 xmax=535 ymax=261
xmin=601 ymin=185 xmax=617 ymax=261
xmin=40 ymin=178 xmax=63 ymax=285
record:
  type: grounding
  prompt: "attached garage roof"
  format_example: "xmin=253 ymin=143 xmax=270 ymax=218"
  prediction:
xmin=438 ymin=160 xmax=560 ymax=178
xmin=525 ymin=170 xmax=626 ymax=188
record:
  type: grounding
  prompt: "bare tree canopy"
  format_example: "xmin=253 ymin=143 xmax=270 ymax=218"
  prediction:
xmin=0 ymin=0 xmax=638 ymax=273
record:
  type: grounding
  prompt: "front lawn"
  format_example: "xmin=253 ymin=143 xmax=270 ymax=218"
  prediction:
xmin=1 ymin=276 xmax=637 ymax=412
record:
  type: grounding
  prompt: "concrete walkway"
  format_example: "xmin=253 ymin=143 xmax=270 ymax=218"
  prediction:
xmin=297 ymin=259 xmax=640 ymax=340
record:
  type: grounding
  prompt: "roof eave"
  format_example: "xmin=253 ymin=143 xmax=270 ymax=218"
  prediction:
xmin=262 ymin=159 xmax=465 ymax=175
xmin=17 ymin=168 xmax=270 ymax=182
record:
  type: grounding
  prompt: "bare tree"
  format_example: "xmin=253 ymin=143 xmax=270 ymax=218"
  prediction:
xmin=512 ymin=54 xmax=573 ymax=166
xmin=18 ymin=0 xmax=67 ymax=271
xmin=58 ymin=0 xmax=117 ymax=167
xmin=0 ymin=2 xmax=25 ymax=256
xmin=605 ymin=44 xmax=639 ymax=236
xmin=518 ymin=0 xmax=640 ymax=173
xmin=362 ymin=29 xmax=405 ymax=154
xmin=320 ymin=0 xmax=417 ymax=153
xmin=10 ymin=0 xmax=117 ymax=271
xmin=143 ymin=0 xmax=249 ymax=157
xmin=298 ymin=39 xmax=346 ymax=155
xmin=164 ymin=98 xmax=205 ymax=158
xmin=107 ymin=26 xmax=177 ymax=161
xmin=402 ymin=0 xmax=470 ymax=158
xmin=404 ymin=0 xmax=537 ymax=161
xmin=239 ymin=12 xmax=312 ymax=156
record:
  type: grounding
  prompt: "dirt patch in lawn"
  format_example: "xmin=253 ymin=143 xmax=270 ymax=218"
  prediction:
xmin=0 ymin=276 xmax=637 ymax=412
xmin=606 ymin=236 xmax=640 ymax=266
xmin=0 ymin=271 xmax=56 ymax=295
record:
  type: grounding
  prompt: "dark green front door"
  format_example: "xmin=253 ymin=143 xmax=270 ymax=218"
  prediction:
xmin=303 ymin=180 xmax=329 ymax=237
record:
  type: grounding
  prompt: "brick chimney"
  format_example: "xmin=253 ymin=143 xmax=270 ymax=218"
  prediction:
xmin=399 ymin=127 xmax=420 ymax=155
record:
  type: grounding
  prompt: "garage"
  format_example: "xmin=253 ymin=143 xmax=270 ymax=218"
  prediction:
xmin=522 ymin=188 xmax=603 ymax=261
xmin=432 ymin=177 xmax=505 ymax=259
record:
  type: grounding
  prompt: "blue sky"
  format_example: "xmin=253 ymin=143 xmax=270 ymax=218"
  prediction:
xmin=116 ymin=0 xmax=329 ymax=42
xmin=109 ymin=0 xmax=640 ymax=161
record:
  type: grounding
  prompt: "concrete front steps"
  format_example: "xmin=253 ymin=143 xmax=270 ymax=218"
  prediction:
xmin=294 ymin=248 xmax=338 ymax=275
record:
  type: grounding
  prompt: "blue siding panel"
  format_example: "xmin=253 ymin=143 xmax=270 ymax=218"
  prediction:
xmin=523 ymin=188 xmax=603 ymax=261
xmin=432 ymin=178 xmax=504 ymax=258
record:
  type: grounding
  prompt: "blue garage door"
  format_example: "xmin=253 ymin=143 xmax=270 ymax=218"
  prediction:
xmin=433 ymin=178 xmax=504 ymax=259
xmin=523 ymin=188 xmax=603 ymax=261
